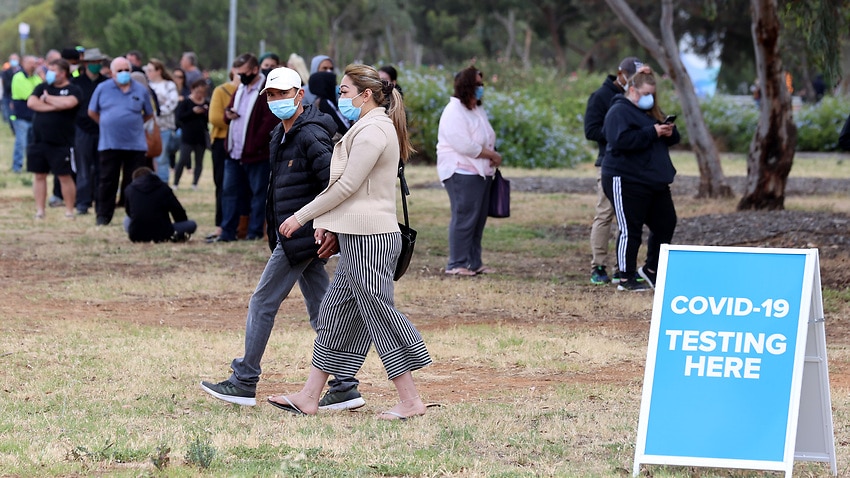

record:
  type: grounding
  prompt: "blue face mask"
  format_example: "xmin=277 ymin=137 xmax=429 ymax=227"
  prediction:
xmin=636 ymin=93 xmax=654 ymax=110
xmin=475 ymin=85 xmax=484 ymax=100
xmin=268 ymin=96 xmax=299 ymax=120
xmin=338 ymin=91 xmax=364 ymax=121
xmin=45 ymin=70 xmax=57 ymax=85
xmin=10 ymin=59 xmax=19 ymax=68
xmin=116 ymin=71 xmax=131 ymax=85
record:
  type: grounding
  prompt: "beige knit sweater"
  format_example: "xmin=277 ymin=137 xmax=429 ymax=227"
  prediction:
xmin=294 ymin=107 xmax=401 ymax=235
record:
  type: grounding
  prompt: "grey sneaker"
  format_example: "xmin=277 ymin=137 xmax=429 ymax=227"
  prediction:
xmin=200 ymin=380 xmax=256 ymax=406
xmin=318 ymin=387 xmax=366 ymax=410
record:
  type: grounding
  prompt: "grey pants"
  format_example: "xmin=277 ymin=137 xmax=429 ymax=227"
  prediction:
xmin=229 ymin=242 xmax=358 ymax=393
xmin=444 ymin=173 xmax=492 ymax=271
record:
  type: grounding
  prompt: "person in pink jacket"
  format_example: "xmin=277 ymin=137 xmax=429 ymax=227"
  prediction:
xmin=436 ymin=66 xmax=502 ymax=276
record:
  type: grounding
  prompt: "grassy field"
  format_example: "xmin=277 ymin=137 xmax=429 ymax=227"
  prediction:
xmin=1 ymin=122 xmax=849 ymax=477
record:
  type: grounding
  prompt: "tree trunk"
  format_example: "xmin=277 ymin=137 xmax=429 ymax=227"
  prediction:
xmin=493 ymin=10 xmax=517 ymax=63
xmin=604 ymin=0 xmax=732 ymax=198
xmin=521 ymin=25 xmax=532 ymax=70
xmin=385 ymin=24 xmax=397 ymax=62
xmin=738 ymin=0 xmax=797 ymax=211
xmin=540 ymin=4 xmax=566 ymax=70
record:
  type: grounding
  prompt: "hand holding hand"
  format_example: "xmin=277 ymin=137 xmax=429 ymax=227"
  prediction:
xmin=315 ymin=229 xmax=340 ymax=258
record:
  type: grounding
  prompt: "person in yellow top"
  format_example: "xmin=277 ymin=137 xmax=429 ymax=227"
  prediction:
xmin=206 ymin=66 xmax=239 ymax=240
xmin=10 ymin=55 xmax=42 ymax=173
xmin=271 ymin=64 xmax=432 ymax=421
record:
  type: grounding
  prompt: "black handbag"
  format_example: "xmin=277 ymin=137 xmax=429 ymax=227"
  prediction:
xmin=488 ymin=168 xmax=510 ymax=218
xmin=394 ymin=163 xmax=417 ymax=281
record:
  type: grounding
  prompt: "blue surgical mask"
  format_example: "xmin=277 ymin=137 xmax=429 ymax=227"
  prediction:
xmin=45 ymin=70 xmax=57 ymax=85
xmin=268 ymin=97 xmax=299 ymax=120
xmin=636 ymin=93 xmax=654 ymax=110
xmin=10 ymin=59 xmax=19 ymax=68
xmin=475 ymin=85 xmax=484 ymax=100
xmin=338 ymin=91 xmax=364 ymax=121
xmin=116 ymin=71 xmax=131 ymax=85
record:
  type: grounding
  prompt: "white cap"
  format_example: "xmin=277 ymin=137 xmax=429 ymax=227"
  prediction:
xmin=260 ymin=67 xmax=302 ymax=94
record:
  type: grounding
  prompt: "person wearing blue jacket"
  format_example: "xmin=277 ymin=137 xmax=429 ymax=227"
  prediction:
xmin=601 ymin=70 xmax=679 ymax=292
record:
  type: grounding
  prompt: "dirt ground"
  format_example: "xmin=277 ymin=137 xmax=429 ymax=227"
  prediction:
xmin=5 ymin=175 xmax=850 ymax=404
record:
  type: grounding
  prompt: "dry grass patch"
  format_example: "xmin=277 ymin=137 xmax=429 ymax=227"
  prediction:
xmin=1 ymin=122 xmax=849 ymax=477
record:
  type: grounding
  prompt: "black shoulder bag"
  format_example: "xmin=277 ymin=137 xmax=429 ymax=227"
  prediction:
xmin=394 ymin=163 xmax=417 ymax=281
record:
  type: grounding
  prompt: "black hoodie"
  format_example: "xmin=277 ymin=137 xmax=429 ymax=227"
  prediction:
xmin=265 ymin=104 xmax=337 ymax=264
xmin=601 ymin=94 xmax=679 ymax=186
xmin=308 ymin=71 xmax=349 ymax=136
xmin=124 ymin=172 xmax=189 ymax=242
xmin=584 ymin=75 xmax=623 ymax=166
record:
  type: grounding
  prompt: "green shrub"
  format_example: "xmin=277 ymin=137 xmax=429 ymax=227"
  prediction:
xmin=795 ymin=96 xmax=850 ymax=151
xmin=399 ymin=64 xmax=850 ymax=165
xmin=402 ymin=66 xmax=593 ymax=168
xmin=698 ymin=95 xmax=759 ymax=153
xmin=185 ymin=434 xmax=216 ymax=469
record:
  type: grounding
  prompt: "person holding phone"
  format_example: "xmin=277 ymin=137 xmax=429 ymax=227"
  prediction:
xmin=601 ymin=70 xmax=679 ymax=292
xmin=174 ymin=79 xmax=210 ymax=190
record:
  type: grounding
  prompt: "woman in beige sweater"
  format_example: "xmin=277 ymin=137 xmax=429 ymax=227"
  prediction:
xmin=271 ymin=64 xmax=431 ymax=421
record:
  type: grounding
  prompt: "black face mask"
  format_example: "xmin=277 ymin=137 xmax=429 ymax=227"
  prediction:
xmin=261 ymin=68 xmax=273 ymax=78
xmin=240 ymin=72 xmax=257 ymax=85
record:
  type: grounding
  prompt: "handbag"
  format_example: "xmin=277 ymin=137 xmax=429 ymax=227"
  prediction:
xmin=488 ymin=168 xmax=510 ymax=218
xmin=394 ymin=163 xmax=417 ymax=281
xmin=145 ymin=119 xmax=162 ymax=159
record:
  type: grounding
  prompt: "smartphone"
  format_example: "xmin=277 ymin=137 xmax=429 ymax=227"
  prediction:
xmin=663 ymin=114 xmax=677 ymax=124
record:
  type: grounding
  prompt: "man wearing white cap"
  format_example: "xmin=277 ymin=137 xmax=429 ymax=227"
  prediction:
xmin=201 ymin=67 xmax=365 ymax=411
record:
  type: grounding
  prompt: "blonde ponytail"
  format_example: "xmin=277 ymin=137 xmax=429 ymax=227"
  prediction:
xmin=343 ymin=64 xmax=415 ymax=162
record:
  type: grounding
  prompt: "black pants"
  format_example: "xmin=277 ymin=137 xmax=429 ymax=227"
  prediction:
xmin=211 ymin=138 xmax=227 ymax=228
xmin=96 ymin=149 xmax=146 ymax=223
xmin=601 ymin=175 xmax=676 ymax=277
xmin=174 ymin=142 xmax=205 ymax=187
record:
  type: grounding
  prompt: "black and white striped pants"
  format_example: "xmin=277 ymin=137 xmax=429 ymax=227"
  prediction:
xmin=312 ymin=232 xmax=432 ymax=380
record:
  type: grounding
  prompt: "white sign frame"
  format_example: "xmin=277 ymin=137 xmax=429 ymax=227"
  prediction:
xmin=632 ymin=245 xmax=836 ymax=477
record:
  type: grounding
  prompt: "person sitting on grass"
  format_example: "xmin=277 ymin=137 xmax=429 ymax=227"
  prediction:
xmin=123 ymin=167 xmax=196 ymax=242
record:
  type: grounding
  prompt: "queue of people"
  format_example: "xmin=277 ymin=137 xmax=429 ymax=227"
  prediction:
xmin=3 ymin=43 xmax=683 ymax=421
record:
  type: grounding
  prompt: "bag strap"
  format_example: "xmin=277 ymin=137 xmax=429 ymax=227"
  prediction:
xmin=398 ymin=160 xmax=410 ymax=228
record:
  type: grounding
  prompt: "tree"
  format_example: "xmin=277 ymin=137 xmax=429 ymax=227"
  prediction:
xmin=738 ymin=0 xmax=795 ymax=210
xmin=604 ymin=0 xmax=733 ymax=198
xmin=738 ymin=0 xmax=843 ymax=210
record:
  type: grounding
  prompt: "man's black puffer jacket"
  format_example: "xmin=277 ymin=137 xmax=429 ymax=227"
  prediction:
xmin=265 ymin=104 xmax=337 ymax=265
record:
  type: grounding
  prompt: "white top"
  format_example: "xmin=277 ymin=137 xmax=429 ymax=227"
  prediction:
xmin=149 ymin=80 xmax=178 ymax=131
xmin=436 ymin=96 xmax=496 ymax=182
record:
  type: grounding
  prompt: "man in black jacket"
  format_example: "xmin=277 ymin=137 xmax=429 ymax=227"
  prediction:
xmin=584 ymin=57 xmax=644 ymax=285
xmin=201 ymin=67 xmax=365 ymax=411
xmin=123 ymin=167 xmax=196 ymax=242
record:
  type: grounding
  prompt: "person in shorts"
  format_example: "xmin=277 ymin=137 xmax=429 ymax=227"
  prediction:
xmin=26 ymin=58 xmax=83 ymax=219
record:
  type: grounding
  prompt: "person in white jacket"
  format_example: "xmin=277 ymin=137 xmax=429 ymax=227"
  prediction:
xmin=436 ymin=66 xmax=502 ymax=276
xmin=145 ymin=59 xmax=179 ymax=184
